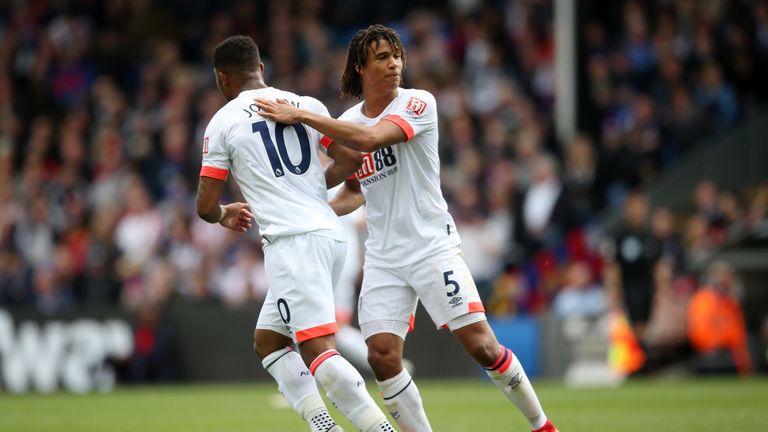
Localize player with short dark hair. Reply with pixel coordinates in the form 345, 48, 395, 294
255, 25, 558, 432
197, 35, 395, 432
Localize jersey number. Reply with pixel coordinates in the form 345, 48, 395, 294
277, 298, 291, 324
252, 121, 311, 177
444, 270, 460, 297
373, 146, 397, 171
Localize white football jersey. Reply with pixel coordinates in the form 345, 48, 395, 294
200, 87, 343, 241
340, 88, 460, 266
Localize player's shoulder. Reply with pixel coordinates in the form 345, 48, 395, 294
399, 87, 436, 103
396, 88, 436, 117
339, 100, 365, 120
206, 103, 233, 132
269, 88, 327, 114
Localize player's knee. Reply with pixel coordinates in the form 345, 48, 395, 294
253, 336, 271, 360
466, 338, 501, 367
367, 345, 400, 376
253, 330, 289, 360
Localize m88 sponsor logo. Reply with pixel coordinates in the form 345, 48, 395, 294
355, 146, 396, 179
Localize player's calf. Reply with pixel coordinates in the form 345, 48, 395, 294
309, 349, 395, 432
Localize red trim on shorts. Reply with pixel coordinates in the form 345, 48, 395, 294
468, 302, 485, 313
320, 135, 333, 149
408, 315, 416, 332
309, 349, 339, 375
382, 114, 415, 141
296, 322, 338, 343
440, 324, 448, 329
199, 165, 229, 180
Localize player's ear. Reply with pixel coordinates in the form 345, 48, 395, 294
259, 62, 265, 74
354, 63, 363, 75
215, 69, 227, 85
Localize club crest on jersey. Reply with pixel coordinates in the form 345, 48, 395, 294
406, 96, 427, 116
202, 137, 209, 155
355, 153, 375, 179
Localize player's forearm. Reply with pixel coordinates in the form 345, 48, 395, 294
325, 161, 357, 189
298, 110, 379, 152
330, 188, 364, 216
197, 202, 225, 224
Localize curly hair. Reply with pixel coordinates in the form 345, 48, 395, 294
213, 35, 261, 72
340, 25, 406, 99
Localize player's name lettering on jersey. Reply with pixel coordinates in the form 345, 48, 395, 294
360, 166, 398, 186
241, 99, 300, 118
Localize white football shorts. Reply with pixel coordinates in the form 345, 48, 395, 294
358, 246, 486, 340
256, 232, 346, 343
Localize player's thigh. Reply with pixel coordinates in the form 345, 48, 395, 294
261, 234, 341, 343
409, 247, 485, 329
358, 265, 417, 340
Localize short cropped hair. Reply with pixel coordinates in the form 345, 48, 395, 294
341, 25, 406, 99
213, 35, 261, 72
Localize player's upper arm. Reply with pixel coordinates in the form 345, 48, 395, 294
197, 117, 230, 221
371, 90, 436, 150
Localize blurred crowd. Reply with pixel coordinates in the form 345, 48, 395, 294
1, 0, 767, 373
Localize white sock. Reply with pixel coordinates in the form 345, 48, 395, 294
262, 347, 339, 432
336, 325, 371, 372
485, 347, 547, 430
377, 368, 432, 432
311, 349, 395, 432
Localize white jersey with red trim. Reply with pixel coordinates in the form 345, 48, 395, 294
200, 87, 343, 241
339, 88, 460, 266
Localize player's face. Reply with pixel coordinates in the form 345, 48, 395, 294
359, 38, 402, 92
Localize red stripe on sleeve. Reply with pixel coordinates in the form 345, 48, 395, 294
320, 135, 333, 149
199, 166, 229, 180
382, 114, 415, 141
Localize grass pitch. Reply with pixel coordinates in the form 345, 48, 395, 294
1, 377, 766, 431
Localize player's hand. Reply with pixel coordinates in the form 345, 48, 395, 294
219, 202, 254, 232
254, 98, 302, 124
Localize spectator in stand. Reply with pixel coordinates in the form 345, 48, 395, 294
683, 214, 715, 268
563, 134, 601, 224
650, 206, 686, 273
688, 261, 751, 375
693, 179, 723, 227
552, 261, 606, 319
514, 153, 572, 256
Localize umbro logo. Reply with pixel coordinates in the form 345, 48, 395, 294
390, 411, 401, 419
508, 372, 521, 388
449, 296, 463, 308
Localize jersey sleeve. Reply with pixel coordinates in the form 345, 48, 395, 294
381, 90, 437, 142
303, 96, 334, 155
199, 116, 230, 181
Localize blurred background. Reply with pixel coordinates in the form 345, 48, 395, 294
1, 0, 767, 393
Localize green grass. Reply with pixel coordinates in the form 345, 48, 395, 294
1, 378, 766, 431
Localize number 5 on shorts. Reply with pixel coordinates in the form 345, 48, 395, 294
443, 270, 460, 297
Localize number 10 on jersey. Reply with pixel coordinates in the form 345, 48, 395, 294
252, 120, 311, 177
